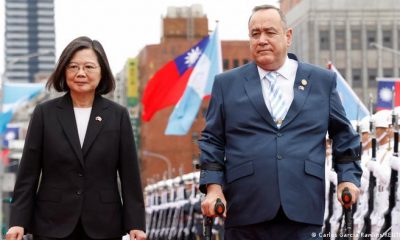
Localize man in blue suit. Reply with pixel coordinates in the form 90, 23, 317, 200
199, 4, 362, 239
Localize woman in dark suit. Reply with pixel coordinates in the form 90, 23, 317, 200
6, 36, 146, 240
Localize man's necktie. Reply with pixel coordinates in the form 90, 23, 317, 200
266, 72, 286, 127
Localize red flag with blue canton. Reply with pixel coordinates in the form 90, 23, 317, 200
376, 78, 400, 110
165, 27, 222, 135
141, 36, 210, 121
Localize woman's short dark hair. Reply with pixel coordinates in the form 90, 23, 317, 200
46, 36, 115, 94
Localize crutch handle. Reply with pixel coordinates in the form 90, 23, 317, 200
214, 198, 225, 216
341, 187, 353, 239
203, 198, 225, 240
342, 187, 352, 208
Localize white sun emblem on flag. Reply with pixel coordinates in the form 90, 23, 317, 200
379, 87, 392, 102
184, 47, 202, 67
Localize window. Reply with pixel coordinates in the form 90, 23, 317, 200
367, 30, 377, 49
223, 59, 229, 70
337, 68, 346, 77
352, 68, 362, 87
319, 30, 330, 50
382, 30, 392, 48
170, 46, 176, 55
351, 29, 361, 50
233, 59, 240, 68
368, 68, 377, 88
383, 68, 393, 78
335, 29, 345, 50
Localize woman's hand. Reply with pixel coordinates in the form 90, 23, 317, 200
129, 229, 146, 240
5, 226, 24, 240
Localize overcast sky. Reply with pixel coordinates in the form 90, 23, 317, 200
0, 0, 279, 75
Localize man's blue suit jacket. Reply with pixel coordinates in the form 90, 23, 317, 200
199, 54, 362, 228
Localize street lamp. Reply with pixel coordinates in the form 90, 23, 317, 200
142, 150, 173, 179
370, 42, 400, 56
370, 42, 400, 78
1, 50, 54, 85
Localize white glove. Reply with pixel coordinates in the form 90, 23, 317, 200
367, 160, 378, 172
390, 156, 400, 170
367, 160, 391, 185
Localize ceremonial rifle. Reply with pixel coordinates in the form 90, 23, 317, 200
323, 181, 336, 236
354, 107, 362, 217
357, 105, 363, 152
360, 96, 377, 240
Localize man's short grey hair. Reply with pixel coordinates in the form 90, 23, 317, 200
248, 4, 287, 29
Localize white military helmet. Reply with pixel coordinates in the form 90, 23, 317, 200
360, 116, 370, 133
395, 106, 400, 114
373, 109, 391, 128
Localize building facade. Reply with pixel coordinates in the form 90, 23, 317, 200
282, 0, 400, 103
137, 5, 250, 184
4, 0, 55, 82
280, 0, 302, 14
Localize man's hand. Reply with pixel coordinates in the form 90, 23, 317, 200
337, 182, 360, 208
5, 226, 24, 240
201, 184, 227, 218
129, 229, 146, 240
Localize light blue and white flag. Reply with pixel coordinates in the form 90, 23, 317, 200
165, 26, 222, 135
329, 63, 369, 121
0, 82, 45, 134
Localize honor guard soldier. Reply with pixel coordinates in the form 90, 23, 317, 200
368, 110, 392, 239
361, 116, 372, 154
389, 107, 400, 236
390, 152, 400, 236
353, 116, 371, 238
378, 105, 400, 238
328, 161, 343, 239
322, 136, 333, 233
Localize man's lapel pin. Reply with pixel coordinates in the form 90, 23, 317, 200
95, 116, 102, 122
298, 79, 308, 91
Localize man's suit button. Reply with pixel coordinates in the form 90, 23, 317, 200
277, 133, 282, 137
78, 173, 83, 177
277, 155, 283, 160
76, 190, 82, 195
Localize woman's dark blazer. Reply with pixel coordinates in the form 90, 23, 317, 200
9, 93, 145, 238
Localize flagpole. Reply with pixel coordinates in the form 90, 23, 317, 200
389, 86, 396, 150
142, 150, 172, 179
